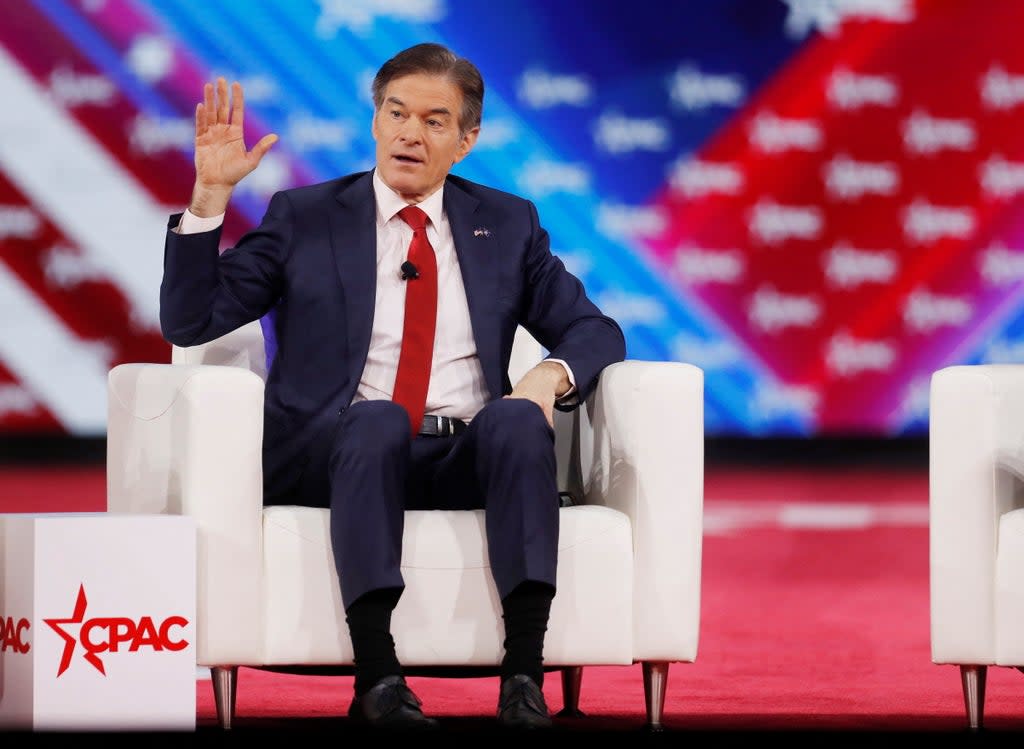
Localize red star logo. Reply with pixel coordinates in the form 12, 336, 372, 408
43, 583, 105, 676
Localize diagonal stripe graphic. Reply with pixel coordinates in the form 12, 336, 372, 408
0, 43, 169, 328
0, 259, 108, 432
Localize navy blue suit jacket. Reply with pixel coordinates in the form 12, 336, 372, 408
160, 171, 625, 493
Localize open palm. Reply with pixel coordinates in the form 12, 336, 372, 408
194, 77, 277, 190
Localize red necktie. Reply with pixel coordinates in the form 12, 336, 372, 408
392, 205, 438, 436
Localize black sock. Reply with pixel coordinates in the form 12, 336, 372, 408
500, 580, 555, 687
345, 587, 403, 696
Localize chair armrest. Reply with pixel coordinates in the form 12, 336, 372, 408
930, 364, 1024, 664
573, 360, 704, 662
107, 362, 265, 664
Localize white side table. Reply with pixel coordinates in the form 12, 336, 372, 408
0, 513, 196, 731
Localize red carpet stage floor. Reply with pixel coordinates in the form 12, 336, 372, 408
3, 461, 1024, 740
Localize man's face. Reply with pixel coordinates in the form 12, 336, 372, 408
372, 73, 478, 203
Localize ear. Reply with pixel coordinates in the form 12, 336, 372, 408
371, 110, 380, 141
452, 126, 480, 165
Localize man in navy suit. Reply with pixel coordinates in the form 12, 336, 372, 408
160, 43, 625, 730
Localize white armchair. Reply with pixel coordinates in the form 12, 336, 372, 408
106, 321, 704, 730
930, 364, 1024, 730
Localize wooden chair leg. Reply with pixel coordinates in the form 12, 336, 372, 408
557, 666, 585, 717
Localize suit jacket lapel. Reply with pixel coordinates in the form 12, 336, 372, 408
444, 180, 502, 401
331, 172, 377, 396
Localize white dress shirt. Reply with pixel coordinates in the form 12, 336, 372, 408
175, 172, 575, 422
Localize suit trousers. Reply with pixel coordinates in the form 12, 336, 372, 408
289, 397, 560, 610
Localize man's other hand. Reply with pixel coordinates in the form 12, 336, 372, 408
505, 361, 570, 428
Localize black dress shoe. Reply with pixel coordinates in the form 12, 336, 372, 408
348, 675, 439, 730
497, 674, 552, 729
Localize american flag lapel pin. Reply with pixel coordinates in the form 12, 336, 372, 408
473, 227, 492, 238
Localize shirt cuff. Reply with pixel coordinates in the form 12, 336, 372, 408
546, 358, 577, 404
175, 208, 225, 235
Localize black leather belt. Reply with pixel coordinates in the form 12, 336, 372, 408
419, 414, 467, 437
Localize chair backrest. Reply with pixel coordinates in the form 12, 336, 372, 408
171, 320, 545, 385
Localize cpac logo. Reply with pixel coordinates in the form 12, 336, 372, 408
750, 382, 820, 422
979, 242, 1024, 286
903, 289, 972, 334
902, 199, 975, 245
747, 285, 822, 333
827, 68, 899, 111
593, 112, 669, 155
1, 616, 31, 653
668, 158, 744, 198
43, 583, 189, 677
748, 111, 822, 154
667, 65, 745, 112
596, 203, 666, 239
748, 200, 823, 245
980, 154, 1024, 200
825, 331, 897, 378
47, 66, 116, 108
670, 333, 742, 370
674, 246, 745, 284
285, 114, 353, 152
981, 64, 1024, 111
823, 243, 898, 289
517, 160, 590, 198
823, 154, 899, 201
313, 0, 444, 37
517, 69, 592, 109
901, 110, 976, 156
129, 114, 193, 156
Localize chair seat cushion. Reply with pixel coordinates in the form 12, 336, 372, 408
258, 504, 634, 666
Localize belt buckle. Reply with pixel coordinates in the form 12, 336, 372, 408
439, 415, 452, 437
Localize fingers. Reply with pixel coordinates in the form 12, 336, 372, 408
203, 82, 215, 129
200, 78, 245, 132
216, 77, 229, 125
199, 77, 230, 128
230, 81, 244, 129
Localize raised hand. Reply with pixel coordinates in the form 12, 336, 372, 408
190, 77, 278, 217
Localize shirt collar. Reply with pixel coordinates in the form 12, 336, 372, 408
373, 169, 444, 229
